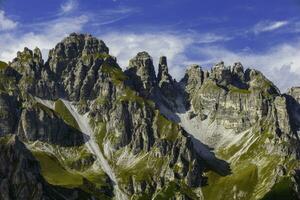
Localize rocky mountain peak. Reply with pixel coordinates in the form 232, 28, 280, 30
15, 47, 34, 63
126, 51, 157, 96
128, 51, 155, 71
181, 64, 204, 94
47, 33, 109, 74
33, 47, 43, 64
1, 33, 300, 199
288, 87, 300, 103
51, 33, 109, 58
10, 47, 44, 78
211, 61, 232, 86
231, 62, 244, 80
232, 62, 244, 73
212, 61, 225, 70
157, 56, 173, 87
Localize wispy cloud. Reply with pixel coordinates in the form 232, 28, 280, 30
60, 0, 78, 14
90, 6, 140, 27
100, 32, 230, 80
101, 32, 192, 71
0, 15, 89, 62
253, 20, 289, 34
192, 41, 300, 91
0, 2, 137, 62
0, 10, 17, 31
100, 30, 300, 91
0, 2, 298, 92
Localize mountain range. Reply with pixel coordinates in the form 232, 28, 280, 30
0, 33, 299, 200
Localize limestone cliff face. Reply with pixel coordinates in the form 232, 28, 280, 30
174, 61, 300, 200
0, 34, 210, 199
0, 93, 19, 136
125, 51, 157, 97
0, 33, 299, 200
181, 62, 282, 133
0, 135, 92, 200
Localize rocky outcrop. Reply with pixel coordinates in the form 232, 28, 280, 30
47, 33, 111, 101
156, 56, 179, 109
7, 33, 117, 102
0, 135, 92, 200
17, 102, 85, 146
181, 65, 204, 88
288, 87, 300, 103
125, 52, 157, 97
157, 56, 173, 87
0, 34, 212, 199
9, 47, 58, 99
0, 33, 299, 199
0, 93, 19, 136
179, 61, 282, 132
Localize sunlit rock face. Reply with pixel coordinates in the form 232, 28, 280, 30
0, 33, 299, 200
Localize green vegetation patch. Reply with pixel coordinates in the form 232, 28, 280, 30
155, 111, 180, 141
54, 99, 80, 130
81, 170, 111, 188
118, 88, 145, 105
101, 64, 127, 85
94, 122, 107, 152
154, 181, 178, 200
32, 148, 112, 199
0, 61, 8, 70
82, 52, 110, 63
261, 177, 298, 200
117, 87, 154, 108
19, 53, 32, 63
0, 134, 13, 145
201, 79, 222, 92
32, 150, 83, 188
117, 152, 165, 185
153, 181, 199, 200
95, 96, 109, 105
202, 164, 258, 200
228, 85, 251, 94
204, 124, 299, 200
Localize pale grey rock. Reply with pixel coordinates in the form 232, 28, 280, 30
125, 51, 157, 97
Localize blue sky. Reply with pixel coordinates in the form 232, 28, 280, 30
0, 0, 300, 91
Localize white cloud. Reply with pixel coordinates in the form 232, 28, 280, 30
100, 33, 191, 79
101, 32, 300, 92
193, 42, 300, 92
0, 3, 298, 93
0, 15, 89, 62
61, 0, 78, 14
101, 33, 190, 66
253, 20, 288, 34
0, 3, 139, 63
0, 10, 17, 31
0, 16, 298, 92
100, 32, 230, 80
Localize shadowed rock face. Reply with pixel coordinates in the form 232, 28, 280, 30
179, 62, 283, 133
0, 93, 19, 136
125, 51, 157, 97
0, 135, 92, 200
0, 33, 299, 199
17, 104, 87, 147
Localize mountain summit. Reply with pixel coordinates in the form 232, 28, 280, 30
0, 33, 299, 200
